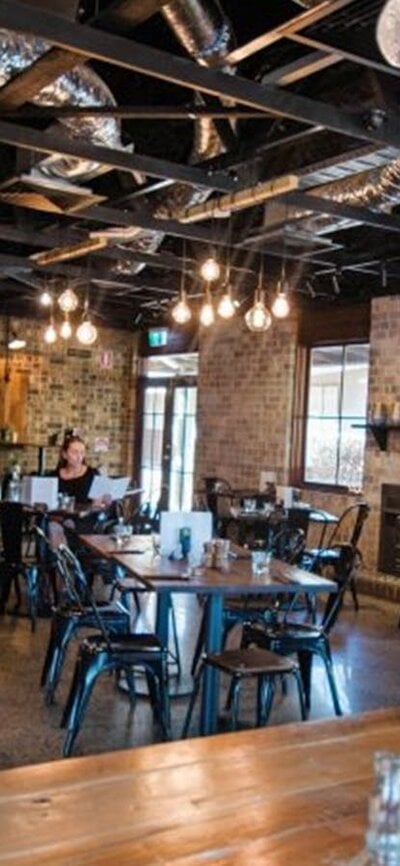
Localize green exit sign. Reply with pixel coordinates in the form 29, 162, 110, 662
148, 328, 168, 348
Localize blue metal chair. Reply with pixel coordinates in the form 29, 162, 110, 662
56, 545, 170, 757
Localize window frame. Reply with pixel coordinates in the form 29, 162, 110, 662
291, 338, 370, 492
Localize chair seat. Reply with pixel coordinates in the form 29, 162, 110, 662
206, 647, 299, 676
82, 632, 163, 654
265, 623, 323, 642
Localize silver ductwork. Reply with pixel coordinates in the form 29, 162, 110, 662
0, 28, 122, 180
96, 0, 235, 268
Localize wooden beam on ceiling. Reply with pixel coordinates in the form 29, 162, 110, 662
0, 48, 84, 110
1, 2, 400, 150
225, 0, 358, 64
0, 119, 235, 192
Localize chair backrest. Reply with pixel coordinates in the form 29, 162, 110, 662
320, 542, 359, 633
269, 526, 306, 565
325, 501, 370, 551
57, 545, 112, 647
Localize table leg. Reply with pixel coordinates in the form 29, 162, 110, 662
199, 593, 223, 736
155, 592, 170, 648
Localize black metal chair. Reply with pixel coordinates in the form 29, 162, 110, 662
190, 525, 307, 678
0, 502, 47, 630
241, 542, 358, 717
182, 646, 306, 737
56, 545, 170, 757
302, 501, 370, 612
38, 527, 131, 704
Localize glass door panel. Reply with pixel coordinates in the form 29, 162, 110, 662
139, 386, 166, 510
169, 386, 197, 511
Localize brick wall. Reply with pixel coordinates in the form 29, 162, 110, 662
362, 296, 400, 568
0, 316, 138, 478
196, 314, 298, 489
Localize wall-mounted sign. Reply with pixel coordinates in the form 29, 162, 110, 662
148, 328, 168, 348
94, 436, 110, 453
99, 350, 114, 370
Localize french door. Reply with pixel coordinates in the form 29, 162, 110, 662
138, 378, 197, 512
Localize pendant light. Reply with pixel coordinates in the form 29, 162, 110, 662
245, 255, 272, 333
39, 288, 53, 307
43, 318, 57, 344
58, 285, 79, 313
171, 241, 191, 324
271, 260, 290, 319
217, 259, 236, 319
76, 301, 98, 345
200, 254, 220, 283
199, 283, 215, 327
60, 314, 73, 340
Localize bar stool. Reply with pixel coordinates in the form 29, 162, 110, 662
182, 647, 306, 737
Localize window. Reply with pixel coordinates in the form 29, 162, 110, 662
304, 343, 369, 487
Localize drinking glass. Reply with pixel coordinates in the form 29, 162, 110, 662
366, 752, 400, 865
251, 550, 271, 576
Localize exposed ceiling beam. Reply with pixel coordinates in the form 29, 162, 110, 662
262, 50, 341, 87
286, 191, 400, 234
289, 31, 400, 79
0, 223, 188, 271
0, 105, 266, 121
0, 119, 235, 192
225, 0, 358, 64
92, 0, 170, 31
1, 2, 399, 150
0, 47, 84, 110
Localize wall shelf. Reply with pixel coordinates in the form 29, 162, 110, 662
0, 442, 46, 474
352, 423, 400, 452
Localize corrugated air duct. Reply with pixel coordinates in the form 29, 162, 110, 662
0, 28, 123, 180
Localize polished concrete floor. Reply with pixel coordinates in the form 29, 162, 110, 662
0, 587, 399, 770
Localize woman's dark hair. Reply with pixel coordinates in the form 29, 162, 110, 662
57, 434, 86, 470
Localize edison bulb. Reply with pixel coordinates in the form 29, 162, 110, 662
217, 291, 236, 319
200, 257, 220, 282
271, 291, 290, 319
171, 295, 191, 324
43, 322, 57, 344
60, 317, 73, 339
40, 290, 52, 307
199, 300, 215, 327
76, 318, 98, 345
58, 287, 79, 313
245, 293, 272, 332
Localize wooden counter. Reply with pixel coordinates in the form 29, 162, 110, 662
1, 707, 399, 865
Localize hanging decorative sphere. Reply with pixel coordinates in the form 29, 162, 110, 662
200, 257, 220, 282
217, 291, 236, 319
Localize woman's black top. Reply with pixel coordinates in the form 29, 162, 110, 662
58, 466, 98, 504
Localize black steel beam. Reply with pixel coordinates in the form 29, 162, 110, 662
1, 1, 400, 149
286, 191, 400, 234
0, 119, 234, 192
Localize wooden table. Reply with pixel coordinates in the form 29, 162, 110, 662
1, 707, 399, 866
80, 535, 337, 736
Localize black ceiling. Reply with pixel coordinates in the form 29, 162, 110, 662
0, 0, 399, 331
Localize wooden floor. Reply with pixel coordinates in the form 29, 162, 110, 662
0, 588, 399, 769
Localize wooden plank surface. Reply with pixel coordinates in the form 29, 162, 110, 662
0, 708, 399, 865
